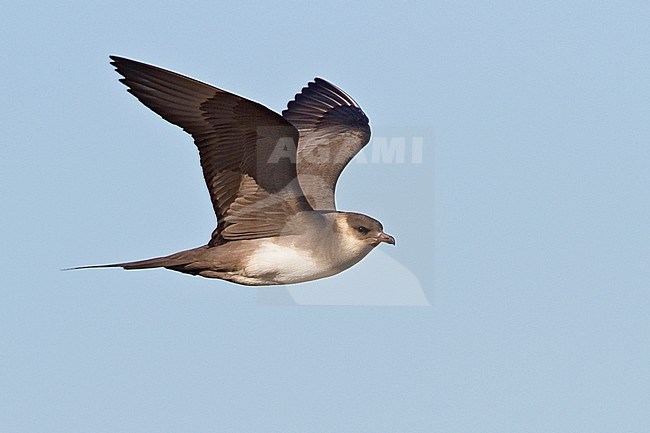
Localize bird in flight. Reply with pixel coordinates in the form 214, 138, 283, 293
74, 56, 394, 286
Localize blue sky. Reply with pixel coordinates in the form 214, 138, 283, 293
2, 1, 649, 432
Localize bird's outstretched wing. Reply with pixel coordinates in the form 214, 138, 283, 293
110, 56, 311, 245
282, 78, 371, 210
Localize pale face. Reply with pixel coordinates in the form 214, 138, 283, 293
341, 212, 395, 249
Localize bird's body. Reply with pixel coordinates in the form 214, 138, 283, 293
73, 57, 394, 286
94, 211, 384, 285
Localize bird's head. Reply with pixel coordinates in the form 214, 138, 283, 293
336, 212, 395, 252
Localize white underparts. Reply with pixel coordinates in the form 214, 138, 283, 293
243, 242, 330, 284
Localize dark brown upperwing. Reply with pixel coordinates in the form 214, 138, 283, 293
110, 56, 311, 245
282, 78, 371, 210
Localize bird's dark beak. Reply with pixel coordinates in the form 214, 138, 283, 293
377, 232, 396, 246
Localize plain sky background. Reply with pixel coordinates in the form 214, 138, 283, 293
2, 1, 649, 431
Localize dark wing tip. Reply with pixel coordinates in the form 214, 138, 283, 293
109, 54, 138, 64
109, 55, 132, 69
109, 56, 143, 82
283, 77, 370, 136
310, 77, 362, 108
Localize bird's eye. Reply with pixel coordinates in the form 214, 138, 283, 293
357, 226, 369, 235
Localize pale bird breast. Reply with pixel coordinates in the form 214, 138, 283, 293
244, 242, 327, 283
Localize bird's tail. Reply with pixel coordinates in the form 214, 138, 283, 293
64, 246, 208, 272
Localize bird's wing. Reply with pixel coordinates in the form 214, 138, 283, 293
282, 78, 371, 210
110, 56, 311, 245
